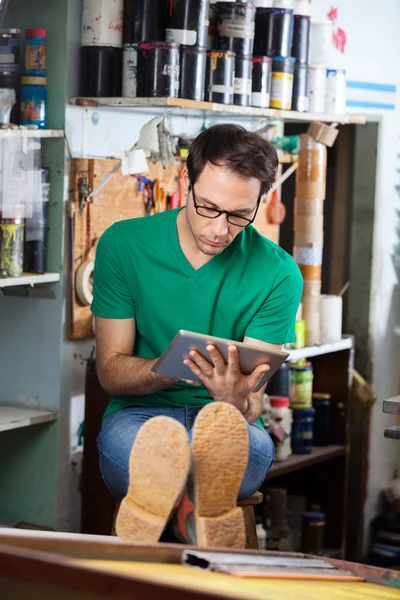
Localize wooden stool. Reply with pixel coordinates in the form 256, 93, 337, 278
112, 491, 263, 549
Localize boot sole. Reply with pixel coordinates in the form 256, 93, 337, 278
116, 416, 190, 544
192, 402, 249, 548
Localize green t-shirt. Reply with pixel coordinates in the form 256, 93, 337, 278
91, 208, 303, 420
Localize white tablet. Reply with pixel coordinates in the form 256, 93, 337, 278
152, 330, 289, 393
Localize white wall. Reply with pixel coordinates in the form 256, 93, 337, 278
311, 0, 400, 550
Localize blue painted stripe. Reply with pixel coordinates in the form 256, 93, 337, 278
346, 81, 396, 93
346, 100, 395, 110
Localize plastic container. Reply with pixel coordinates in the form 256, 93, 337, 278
270, 56, 295, 109
24, 28, 46, 76
20, 76, 47, 128
0, 217, 24, 277
291, 408, 314, 453
320, 294, 342, 344
270, 396, 292, 461
312, 393, 332, 445
302, 510, 326, 554
290, 363, 313, 406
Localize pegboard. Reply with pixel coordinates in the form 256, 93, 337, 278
67, 159, 278, 340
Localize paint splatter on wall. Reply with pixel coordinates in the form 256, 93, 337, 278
327, 6, 347, 54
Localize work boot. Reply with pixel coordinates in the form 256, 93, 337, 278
173, 402, 249, 548
116, 416, 190, 543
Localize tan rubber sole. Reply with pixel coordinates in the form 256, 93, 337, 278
192, 402, 249, 548
116, 416, 190, 543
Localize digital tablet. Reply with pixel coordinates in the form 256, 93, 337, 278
152, 330, 289, 393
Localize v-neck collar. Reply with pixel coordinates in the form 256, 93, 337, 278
169, 208, 239, 279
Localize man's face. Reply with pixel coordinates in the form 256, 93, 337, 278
185, 162, 261, 256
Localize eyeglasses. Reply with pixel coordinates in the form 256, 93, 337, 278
190, 183, 261, 228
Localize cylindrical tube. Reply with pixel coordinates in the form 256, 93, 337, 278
325, 69, 346, 115
267, 8, 293, 58
296, 134, 327, 199
80, 46, 122, 97
1, 217, 24, 277
291, 14, 310, 62
205, 50, 234, 104
137, 42, 180, 97
180, 46, 207, 101
320, 294, 342, 344
20, 76, 47, 128
294, 230, 323, 248
292, 408, 315, 454
292, 60, 308, 111
253, 7, 273, 57
24, 28, 46, 76
216, 2, 256, 57
123, 0, 168, 44
81, 0, 124, 47
122, 43, 137, 97
251, 56, 272, 108
270, 56, 294, 109
302, 294, 321, 345
234, 55, 252, 106
303, 279, 322, 296
307, 65, 327, 113
166, 0, 209, 48
294, 197, 324, 216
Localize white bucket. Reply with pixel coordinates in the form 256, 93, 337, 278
81, 0, 123, 48
310, 21, 333, 66
325, 69, 346, 115
122, 44, 138, 97
320, 295, 342, 344
307, 65, 327, 113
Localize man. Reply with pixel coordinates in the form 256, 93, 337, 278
92, 124, 303, 547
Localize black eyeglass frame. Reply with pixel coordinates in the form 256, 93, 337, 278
189, 182, 263, 228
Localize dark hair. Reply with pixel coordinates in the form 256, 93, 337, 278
187, 124, 278, 194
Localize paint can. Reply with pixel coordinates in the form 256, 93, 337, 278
0, 65, 20, 123
251, 56, 271, 108
166, 0, 209, 48
291, 59, 308, 111
216, 2, 256, 57
123, 0, 167, 44
312, 393, 332, 446
267, 8, 293, 58
180, 46, 206, 101
0, 216, 24, 277
234, 55, 252, 106
293, 0, 311, 16
307, 65, 327, 113
0, 29, 20, 66
137, 42, 180, 98
270, 56, 294, 109
320, 294, 342, 344
253, 7, 273, 57
80, 46, 122, 97
290, 363, 313, 406
309, 21, 332, 66
325, 69, 346, 115
268, 362, 290, 396
291, 14, 310, 63
81, 0, 124, 48
122, 43, 137, 97
253, 0, 273, 6
20, 76, 47, 128
273, 0, 293, 8
205, 50, 234, 104
291, 408, 314, 453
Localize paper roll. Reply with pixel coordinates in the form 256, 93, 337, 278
294, 197, 324, 216
294, 214, 324, 233
296, 181, 326, 200
303, 279, 322, 296
294, 231, 324, 248
298, 264, 322, 280
302, 295, 321, 345
320, 294, 342, 344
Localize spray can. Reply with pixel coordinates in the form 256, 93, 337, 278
166, 0, 209, 48
205, 50, 234, 104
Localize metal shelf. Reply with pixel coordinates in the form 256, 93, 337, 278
0, 129, 64, 138
0, 405, 58, 433
286, 337, 353, 363
0, 273, 60, 288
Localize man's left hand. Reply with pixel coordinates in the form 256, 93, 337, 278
183, 345, 269, 414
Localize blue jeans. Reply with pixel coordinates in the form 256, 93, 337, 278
97, 406, 275, 501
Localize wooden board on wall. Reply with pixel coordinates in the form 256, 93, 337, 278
67, 159, 278, 340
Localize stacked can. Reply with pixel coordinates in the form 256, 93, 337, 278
291, 0, 310, 112
307, 21, 332, 113
214, 2, 256, 106
293, 134, 327, 346
80, 0, 123, 97
20, 28, 48, 128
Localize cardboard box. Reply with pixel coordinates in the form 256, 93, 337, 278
307, 121, 339, 147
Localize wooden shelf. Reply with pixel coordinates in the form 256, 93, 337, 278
70, 97, 366, 125
0, 406, 58, 433
0, 129, 63, 138
0, 273, 60, 288
286, 337, 353, 362
266, 445, 347, 479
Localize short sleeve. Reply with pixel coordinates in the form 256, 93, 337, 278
91, 225, 136, 319
245, 256, 303, 345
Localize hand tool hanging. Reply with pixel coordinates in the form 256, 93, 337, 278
76, 160, 97, 307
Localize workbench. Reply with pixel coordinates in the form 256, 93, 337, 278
0, 529, 399, 600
